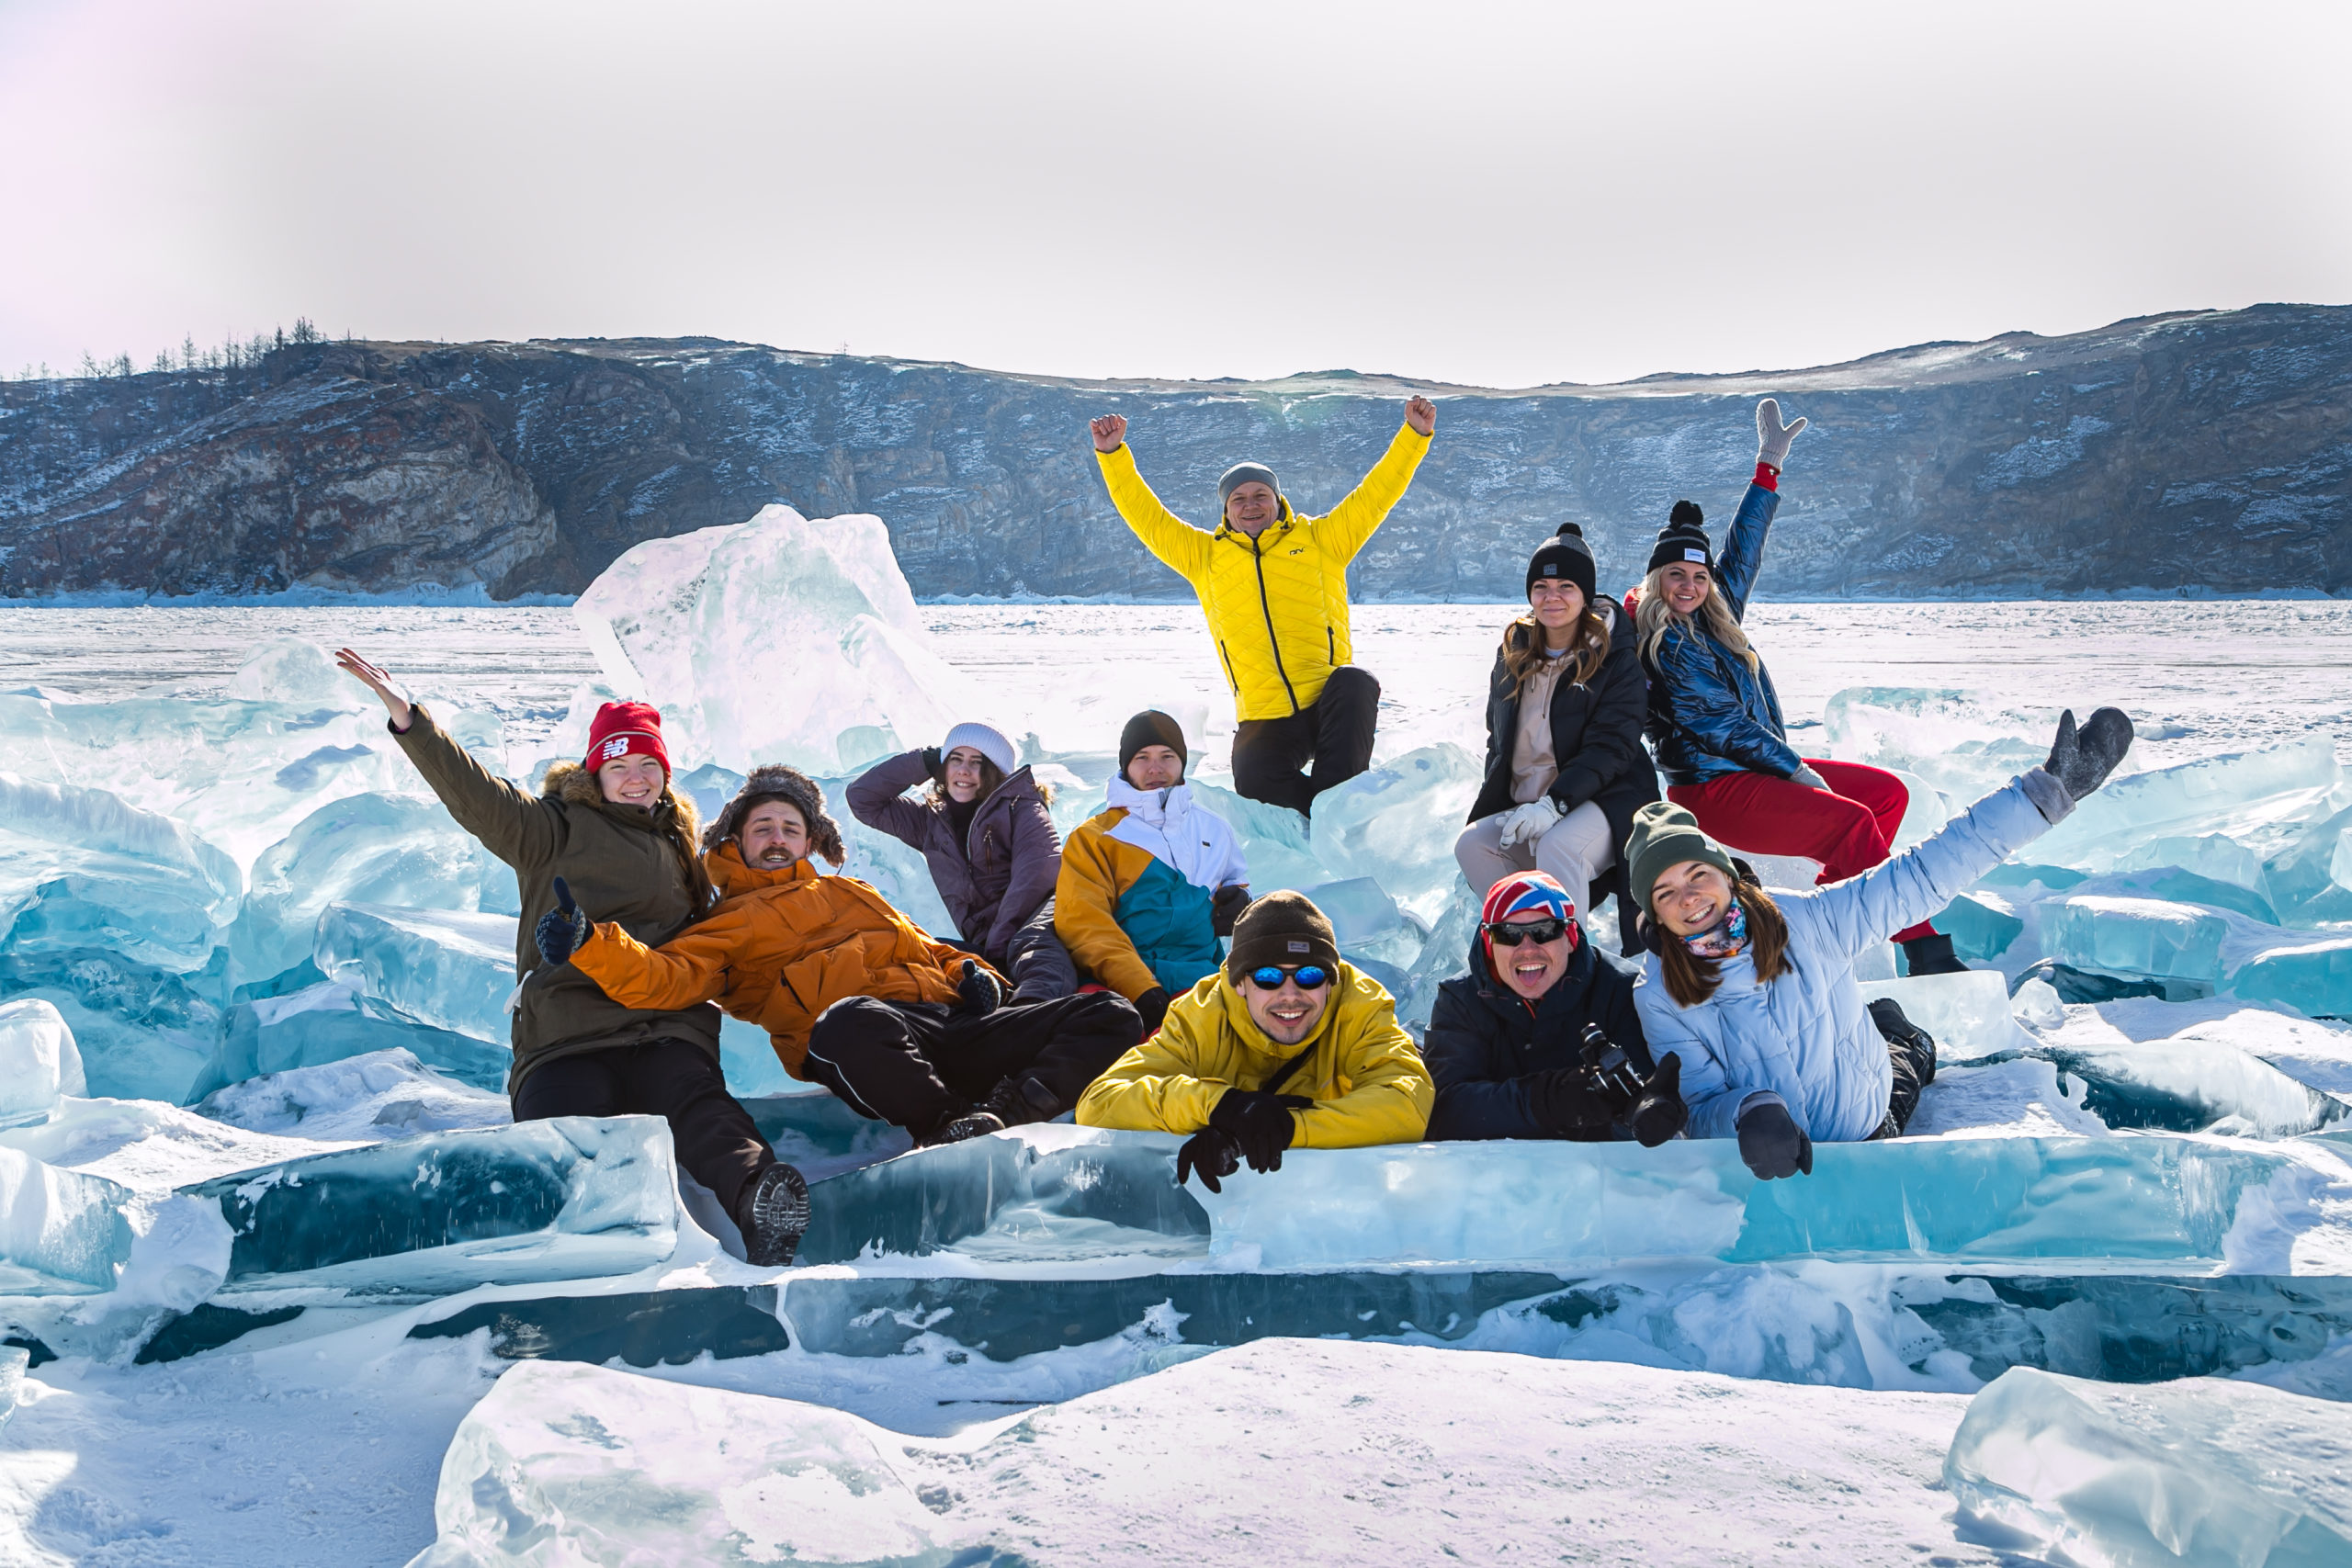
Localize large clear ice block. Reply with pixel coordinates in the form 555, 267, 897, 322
0, 1145, 134, 1295
0, 998, 85, 1129
184, 1115, 675, 1295
313, 901, 518, 1043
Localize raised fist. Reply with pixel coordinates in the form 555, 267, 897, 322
1090, 414, 1127, 454
1405, 396, 1436, 437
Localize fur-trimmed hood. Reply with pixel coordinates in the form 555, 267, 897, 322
704, 764, 846, 866
542, 760, 704, 842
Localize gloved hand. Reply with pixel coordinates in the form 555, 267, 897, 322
1756, 397, 1807, 471
535, 876, 591, 966
921, 746, 944, 782
1175, 1127, 1242, 1192
1134, 987, 1170, 1036
1211, 885, 1252, 938
956, 959, 1001, 1016
1627, 1054, 1688, 1148
1495, 796, 1564, 850
1736, 1100, 1814, 1179
1208, 1088, 1314, 1174
2044, 707, 2133, 801
1525, 1066, 1632, 1137
1788, 763, 1830, 792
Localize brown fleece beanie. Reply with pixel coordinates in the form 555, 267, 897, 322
1225, 890, 1340, 978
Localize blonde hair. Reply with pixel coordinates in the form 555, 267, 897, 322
1636, 567, 1759, 673
1500, 604, 1609, 693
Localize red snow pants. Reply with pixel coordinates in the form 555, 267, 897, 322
1666, 759, 1937, 943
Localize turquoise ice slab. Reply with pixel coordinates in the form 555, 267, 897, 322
0, 1146, 135, 1295
806, 1128, 2299, 1273
182, 1114, 677, 1296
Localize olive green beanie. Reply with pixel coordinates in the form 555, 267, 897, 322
1623, 800, 1740, 918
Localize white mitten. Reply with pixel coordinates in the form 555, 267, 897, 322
1497, 796, 1564, 850
1756, 398, 1807, 471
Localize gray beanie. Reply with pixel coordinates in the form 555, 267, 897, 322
1218, 462, 1281, 509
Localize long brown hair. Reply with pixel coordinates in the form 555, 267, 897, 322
1656, 879, 1791, 1008
1501, 603, 1610, 693
1635, 566, 1759, 674
926, 756, 1056, 808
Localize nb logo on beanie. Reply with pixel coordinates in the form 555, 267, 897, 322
599, 738, 631, 761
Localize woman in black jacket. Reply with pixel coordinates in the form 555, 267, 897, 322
1453, 523, 1658, 950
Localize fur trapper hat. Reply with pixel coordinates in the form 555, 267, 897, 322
704, 764, 846, 866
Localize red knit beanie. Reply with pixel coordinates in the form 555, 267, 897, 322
583, 701, 671, 776
1479, 871, 1579, 981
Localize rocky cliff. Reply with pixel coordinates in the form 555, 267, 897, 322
3, 304, 2347, 601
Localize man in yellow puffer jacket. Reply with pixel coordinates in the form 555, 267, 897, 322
1089, 396, 1438, 816
1078, 891, 1432, 1190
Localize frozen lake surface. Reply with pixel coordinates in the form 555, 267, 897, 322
5, 599, 2349, 769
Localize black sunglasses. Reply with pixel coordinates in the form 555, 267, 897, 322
1246, 964, 1331, 991
1485, 917, 1570, 946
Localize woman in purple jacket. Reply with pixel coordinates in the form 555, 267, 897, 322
848, 722, 1077, 1000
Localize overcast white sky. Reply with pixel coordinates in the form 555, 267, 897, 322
4, 0, 2347, 389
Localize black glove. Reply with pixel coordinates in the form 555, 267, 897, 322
1211, 885, 1252, 938
1175, 1127, 1242, 1193
956, 959, 1001, 1016
1208, 1088, 1314, 1174
1736, 1100, 1814, 1179
2044, 707, 2133, 801
534, 876, 590, 965
1524, 1067, 1631, 1138
922, 746, 944, 782
1134, 986, 1170, 1036
1627, 1054, 1688, 1148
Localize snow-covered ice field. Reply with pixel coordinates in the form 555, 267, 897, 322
4, 536, 2352, 1566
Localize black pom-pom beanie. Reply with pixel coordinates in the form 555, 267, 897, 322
1645, 501, 1714, 577
1525, 522, 1598, 601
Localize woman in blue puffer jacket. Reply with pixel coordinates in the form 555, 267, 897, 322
1635, 399, 1964, 979
1624, 708, 2132, 1179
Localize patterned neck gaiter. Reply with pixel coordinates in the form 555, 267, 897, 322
1683, 900, 1748, 961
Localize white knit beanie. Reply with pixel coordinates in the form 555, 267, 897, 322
941, 721, 1017, 776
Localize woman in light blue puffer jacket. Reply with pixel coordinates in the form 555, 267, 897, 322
1625, 709, 2133, 1180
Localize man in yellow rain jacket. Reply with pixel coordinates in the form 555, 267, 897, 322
1088, 396, 1438, 817
1078, 890, 1432, 1190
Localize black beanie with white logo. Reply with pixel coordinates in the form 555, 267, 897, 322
1525, 522, 1598, 601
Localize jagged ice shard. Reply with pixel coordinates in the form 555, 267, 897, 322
183, 1115, 675, 1296
0, 1145, 135, 1295
0, 999, 85, 1129
313, 901, 519, 1044
572, 504, 989, 775
1945, 1367, 2352, 1566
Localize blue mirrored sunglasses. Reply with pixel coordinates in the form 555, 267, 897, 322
1246, 964, 1330, 991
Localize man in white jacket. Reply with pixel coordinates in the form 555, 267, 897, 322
1055, 711, 1250, 1035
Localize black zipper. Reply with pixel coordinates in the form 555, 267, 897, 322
1217, 639, 1240, 694
1327, 625, 1336, 664
1249, 530, 1301, 715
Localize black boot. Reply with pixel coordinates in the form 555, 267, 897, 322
734, 1162, 809, 1269
980, 1073, 1064, 1128
931, 1109, 1006, 1144
1900, 931, 1968, 976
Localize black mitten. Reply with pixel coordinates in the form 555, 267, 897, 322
1736, 1100, 1814, 1179
922, 746, 944, 782
1211, 885, 1252, 938
1134, 986, 1170, 1035
535, 876, 591, 965
1524, 1067, 1629, 1138
956, 959, 1001, 1016
1208, 1089, 1315, 1173
1628, 1054, 1688, 1148
1175, 1127, 1242, 1192
2043, 707, 2133, 801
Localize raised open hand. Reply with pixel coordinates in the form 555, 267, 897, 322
1756, 398, 1806, 471
334, 647, 413, 731
1405, 396, 1436, 437
1090, 414, 1127, 454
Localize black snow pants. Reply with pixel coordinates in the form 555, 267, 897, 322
1229, 665, 1381, 817
799, 991, 1140, 1143
968, 897, 1079, 1003
1867, 999, 1939, 1140
512, 1037, 776, 1214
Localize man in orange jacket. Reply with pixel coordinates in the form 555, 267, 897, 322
543, 766, 1141, 1145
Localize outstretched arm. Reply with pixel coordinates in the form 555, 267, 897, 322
1317, 397, 1437, 560
340, 649, 558, 870
1714, 400, 1804, 617
1091, 414, 1214, 581
1076, 1001, 1229, 1133
568, 908, 746, 1012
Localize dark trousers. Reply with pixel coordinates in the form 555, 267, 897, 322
998, 897, 1078, 1001
1870, 1005, 1939, 1140
1230, 665, 1381, 817
513, 1039, 775, 1214
800, 991, 1139, 1141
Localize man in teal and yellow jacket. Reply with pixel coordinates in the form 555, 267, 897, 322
1087, 396, 1437, 816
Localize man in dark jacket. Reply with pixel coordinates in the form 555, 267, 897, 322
1423, 872, 1685, 1145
